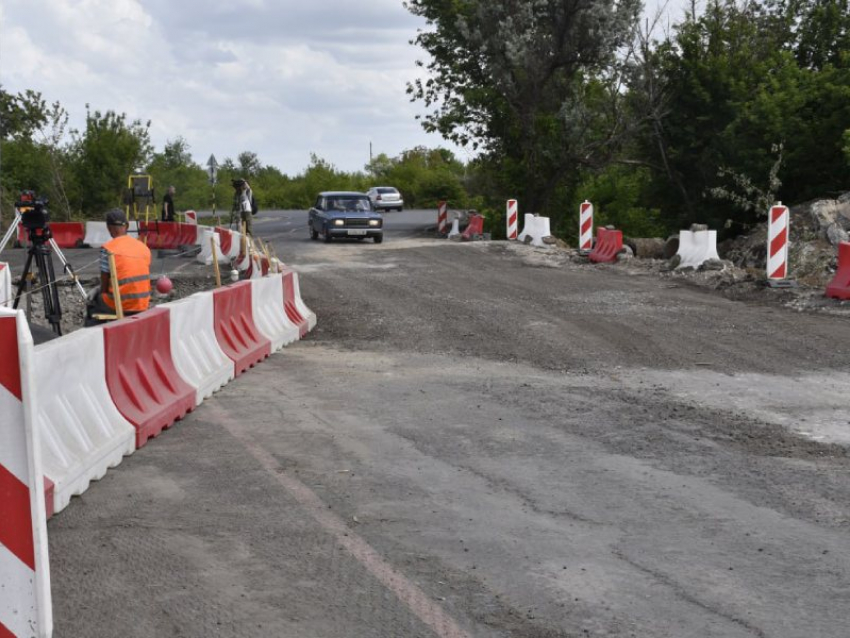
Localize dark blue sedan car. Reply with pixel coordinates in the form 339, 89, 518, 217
308, 191, 384, 243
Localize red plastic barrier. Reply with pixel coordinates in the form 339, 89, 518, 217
50, 222, 85, 248
281, 269, 308, 337
461, 214, 485, 241
15, 222, 84, 248
588, 228, 623, 263
177, 223, 198, 246
213, 281, 271, 375
826, 241, 850, 300
215, 227, 233, 255
104, 308, 195, 448
138, 221, 182, 249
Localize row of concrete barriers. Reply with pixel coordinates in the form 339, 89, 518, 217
0, 268, 316, 638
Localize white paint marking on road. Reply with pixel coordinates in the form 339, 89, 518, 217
207, 403, 473, 638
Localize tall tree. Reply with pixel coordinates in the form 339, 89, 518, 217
407, 0, 641, 213
69, 106, 152, 215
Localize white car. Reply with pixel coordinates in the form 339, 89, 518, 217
366, 186, 404, 212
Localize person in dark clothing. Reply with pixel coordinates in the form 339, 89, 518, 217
162, 185, 176, 221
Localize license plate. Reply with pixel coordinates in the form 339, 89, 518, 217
347, 229, 367, 236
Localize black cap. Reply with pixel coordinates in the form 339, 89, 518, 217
106, 208, 127, 226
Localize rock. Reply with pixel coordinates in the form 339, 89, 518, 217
700, 258, 726, 271
616, 245, 634, 262
827, 223, 850, 246
689, 223, 709, 232
810, 199, 850, 234
541, 235, 558, 245
627, 237, 666, 259
663, 235, 680, 260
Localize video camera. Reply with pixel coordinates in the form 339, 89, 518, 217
16, 190, 51, 233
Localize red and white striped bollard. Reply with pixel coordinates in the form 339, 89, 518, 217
506, 199, 518, 240
580, 201, 594, 252
437, 201, 448, 235
767, 202, 791, 285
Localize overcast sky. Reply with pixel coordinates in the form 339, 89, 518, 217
0, 0, 691, 176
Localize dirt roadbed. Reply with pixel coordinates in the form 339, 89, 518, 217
49, 238, 850, 637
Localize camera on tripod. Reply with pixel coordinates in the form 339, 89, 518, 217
16, 190, 51, 233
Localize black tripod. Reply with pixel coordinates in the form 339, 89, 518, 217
13, 226, 63, 336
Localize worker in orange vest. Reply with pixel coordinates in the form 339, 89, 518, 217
85, 208, 152, 325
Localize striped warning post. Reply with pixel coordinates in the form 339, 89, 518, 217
0, 308, 52, 638
767, 203, 790, 281
580, 201, 594, 252
506, 200, 518, 240
437, 201, 448, 235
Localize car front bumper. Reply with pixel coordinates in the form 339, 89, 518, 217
328, 227, 383, 238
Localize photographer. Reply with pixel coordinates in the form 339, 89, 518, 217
232, 178, 256, 235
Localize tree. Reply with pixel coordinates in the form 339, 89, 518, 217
407, 0, 641, 214
69, 106, 152, 216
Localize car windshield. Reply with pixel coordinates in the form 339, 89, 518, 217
327, 197, 372, 212
377, 187, 398, 194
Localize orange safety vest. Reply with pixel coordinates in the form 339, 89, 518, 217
102, 235, 152, 312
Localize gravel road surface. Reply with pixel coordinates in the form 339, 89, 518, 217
45, 210, 850, 637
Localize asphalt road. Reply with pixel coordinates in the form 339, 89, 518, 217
43, 209, 850, 637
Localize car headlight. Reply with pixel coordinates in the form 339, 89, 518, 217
368, 219, 381, 227
333, 219, 345, 226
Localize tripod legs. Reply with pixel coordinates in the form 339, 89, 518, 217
13, 243, 63, 336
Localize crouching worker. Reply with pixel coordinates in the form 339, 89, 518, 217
85, 208, 152, 326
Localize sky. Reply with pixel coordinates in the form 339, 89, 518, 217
0, 0, 691, 176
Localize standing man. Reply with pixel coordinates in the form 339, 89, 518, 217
162, 185, 176, 221
85, 208, 152, 325
232, 178, 255, 235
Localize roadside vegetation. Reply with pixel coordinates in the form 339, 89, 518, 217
1, 0, 848, 243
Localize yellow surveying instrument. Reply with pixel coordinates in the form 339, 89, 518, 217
122, 174, 155, 244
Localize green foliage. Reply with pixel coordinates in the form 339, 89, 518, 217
69, 106, 152, 216
575, 166, 666, 239
407, 0, 641, 217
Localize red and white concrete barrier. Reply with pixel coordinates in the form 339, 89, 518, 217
506, 200, 518, 240
0, 308, 52, 638
33, 328, 136, 515
437, 201, 448, 235
580, 201, 594, 252
767, 203, 790, 282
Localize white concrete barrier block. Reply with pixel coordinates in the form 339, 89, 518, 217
252, 275, 300, 351
517, 214, 535, 242
33, 327, 136, 516
0, 262, 12, 308
676, 229, 720, 269
164, 291, 235, 405
292, 271, 317, 332
197, 228, 227, 266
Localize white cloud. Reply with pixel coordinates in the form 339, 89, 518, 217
0, 0, 453, 174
